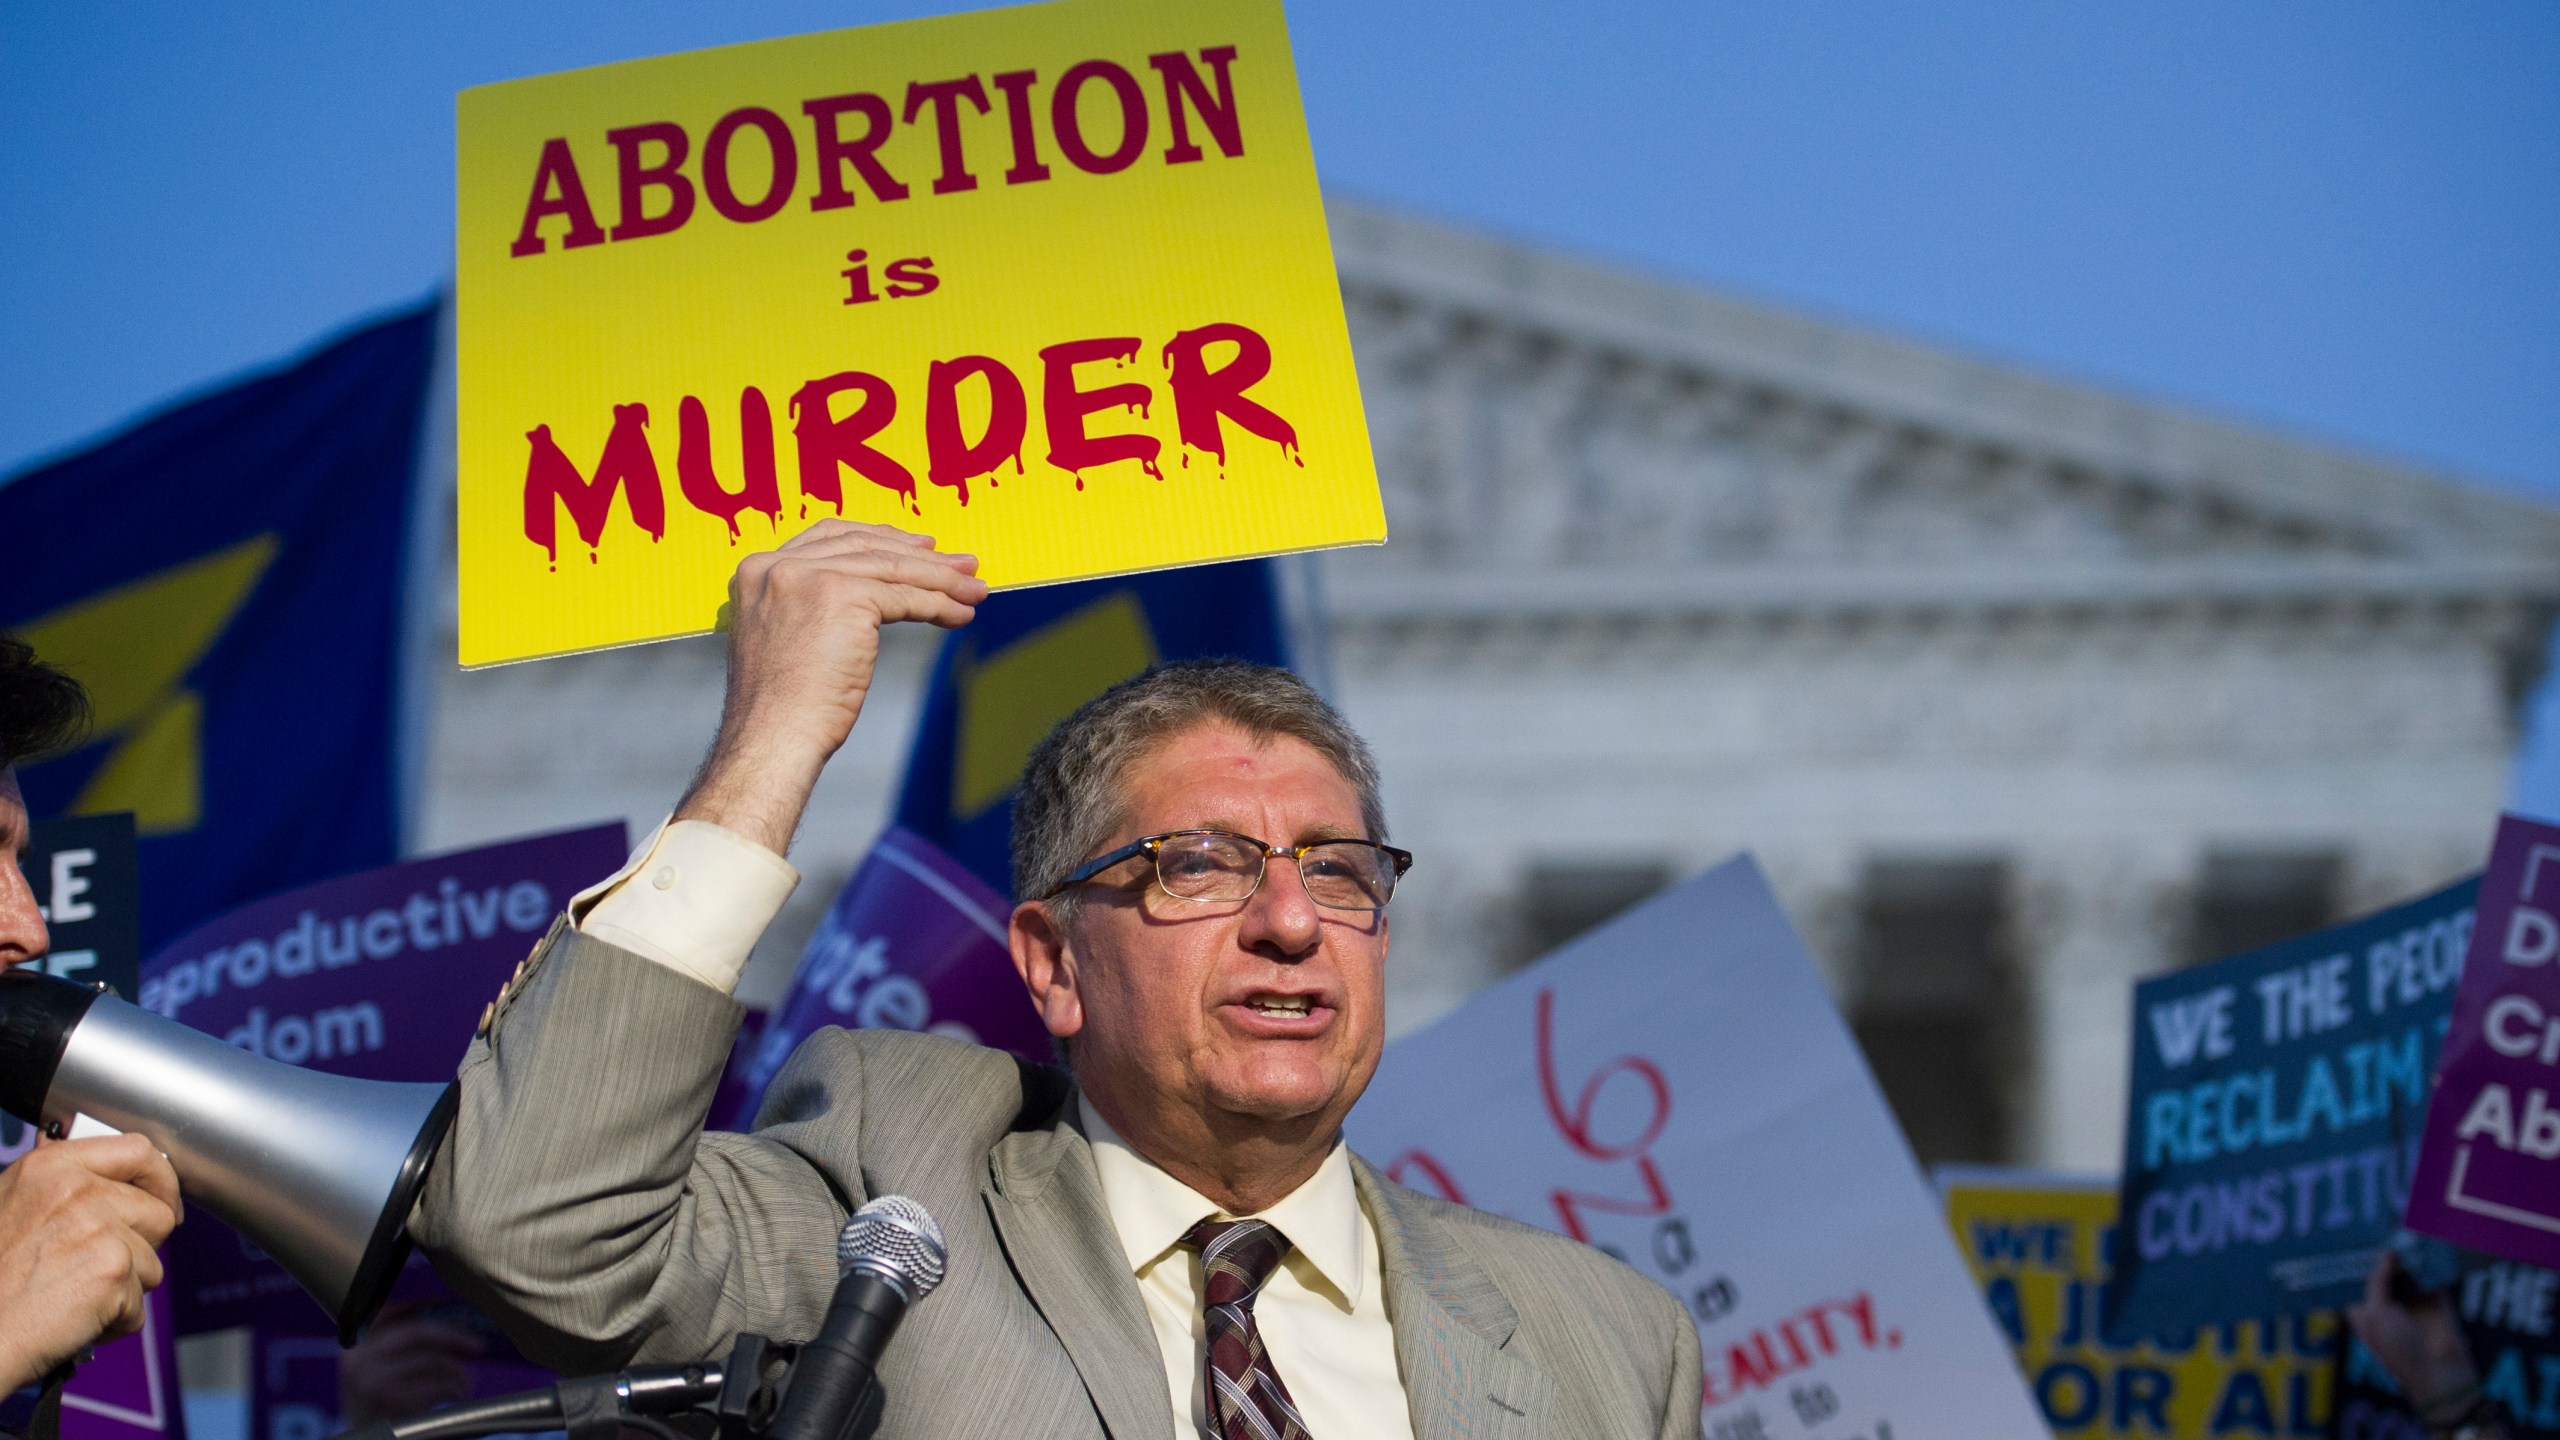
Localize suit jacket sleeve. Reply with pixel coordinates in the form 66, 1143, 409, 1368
1658, 1285, 1706, 1440
412, 920, 853, 1374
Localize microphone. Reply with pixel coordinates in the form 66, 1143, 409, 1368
765, 1196, 947, 1440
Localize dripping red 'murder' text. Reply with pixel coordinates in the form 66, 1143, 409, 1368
522, 323, 1302, 565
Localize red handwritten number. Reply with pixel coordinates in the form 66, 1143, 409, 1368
1534, 987, 1674, 1241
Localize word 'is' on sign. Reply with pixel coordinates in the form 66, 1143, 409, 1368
456, 0, 1385, 667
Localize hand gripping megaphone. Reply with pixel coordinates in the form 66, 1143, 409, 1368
0, 965, 458, 1344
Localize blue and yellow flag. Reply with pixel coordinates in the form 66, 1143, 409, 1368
0, 303, 438, 949
893, 560, 1292, 897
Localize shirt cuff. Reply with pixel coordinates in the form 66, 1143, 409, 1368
575, 816, 799, 995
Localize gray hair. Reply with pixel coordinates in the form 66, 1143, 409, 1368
1012, 659, 1386, 912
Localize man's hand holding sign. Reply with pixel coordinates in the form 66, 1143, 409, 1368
679, 522, 985, 856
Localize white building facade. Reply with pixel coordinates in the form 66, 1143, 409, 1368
419, 200, 2560, 1175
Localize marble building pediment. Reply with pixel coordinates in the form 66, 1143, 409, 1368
1322, 199, 2560, 626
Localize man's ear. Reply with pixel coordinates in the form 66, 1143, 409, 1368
1007, 900, 1085, 1041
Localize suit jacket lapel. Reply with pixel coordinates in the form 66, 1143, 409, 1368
984, 1121, 1172, 1440
1355, 1159, 1562, 1440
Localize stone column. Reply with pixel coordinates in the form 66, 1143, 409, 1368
2011, 842, 2191, 1173
1381, 853, 1515, 1039
1754, 845, 1864, 1006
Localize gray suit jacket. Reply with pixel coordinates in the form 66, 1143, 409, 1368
415, 922, 1704, 1439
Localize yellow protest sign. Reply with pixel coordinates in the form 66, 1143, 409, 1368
455, 0, 1381, 666
1939, 1168, 2340, 1438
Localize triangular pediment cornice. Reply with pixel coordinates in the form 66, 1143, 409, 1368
1326, 198, 2560, 565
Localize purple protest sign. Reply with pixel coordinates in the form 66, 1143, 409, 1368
139, 822, 629, 1333
56, 1288, 186, 1440
726, 827, 1047, 1128
2407, 813, 2560, 1267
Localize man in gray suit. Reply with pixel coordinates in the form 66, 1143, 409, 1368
416, 522, 1703, 1439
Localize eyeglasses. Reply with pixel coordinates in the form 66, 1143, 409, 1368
1046, 829, 1414, 913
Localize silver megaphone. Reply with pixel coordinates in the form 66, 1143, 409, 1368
0, 965, 457, 1344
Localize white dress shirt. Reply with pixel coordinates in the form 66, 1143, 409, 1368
573, 817, 799, 993
575, 818, 1420, 1438
1081, 1099, 1415, 1440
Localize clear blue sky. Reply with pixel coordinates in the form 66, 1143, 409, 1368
5, 2, 2554, 490
6, 1, 2560, 797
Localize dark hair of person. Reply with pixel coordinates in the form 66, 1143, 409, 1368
0, 636, 91, 769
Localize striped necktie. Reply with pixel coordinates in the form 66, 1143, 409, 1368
1183, 1217, 1313, 1440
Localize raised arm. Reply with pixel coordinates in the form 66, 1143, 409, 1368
677, 522, 984, 855
412, 523, 983, 1372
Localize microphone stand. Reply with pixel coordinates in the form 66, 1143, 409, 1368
332, 1333, 864, 1440
338, 1194, 941, 1440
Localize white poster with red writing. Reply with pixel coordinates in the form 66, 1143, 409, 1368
1347, 855, 2043, 1439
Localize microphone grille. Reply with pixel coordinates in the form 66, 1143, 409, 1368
837, 1194, 947, 1300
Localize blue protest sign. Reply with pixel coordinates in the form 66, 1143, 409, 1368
2105, 876, 2479, 1341
0, 303, 438, 951
18, 812, 140, 994
0, 814, 141, 1156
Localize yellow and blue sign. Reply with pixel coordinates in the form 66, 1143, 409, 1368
455, 0, 1384, 665
1942, 1169, 2339, 1438
0, 305, 438, 948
